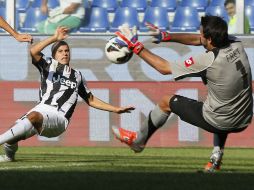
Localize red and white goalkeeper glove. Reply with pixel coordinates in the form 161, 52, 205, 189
115, 24, 144, 55
145, 22, 171, 44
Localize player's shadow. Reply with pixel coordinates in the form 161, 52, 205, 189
1, 170, 254, 190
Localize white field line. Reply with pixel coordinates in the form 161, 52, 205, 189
0, 163, 93, 170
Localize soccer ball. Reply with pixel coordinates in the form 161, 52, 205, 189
105, 37, 133, 64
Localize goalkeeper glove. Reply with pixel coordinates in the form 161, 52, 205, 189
145, 22, 171, 44
115, 24, 144, 55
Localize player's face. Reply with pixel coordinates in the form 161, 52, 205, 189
200, 26, 213, 51
225, 3, 236, 17
54, 45, 70, 65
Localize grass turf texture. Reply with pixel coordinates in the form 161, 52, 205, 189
1, 147, 254, 190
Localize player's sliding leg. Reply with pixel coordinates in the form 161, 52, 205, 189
0, 127, 37, 162
0, 117, 34, 145
0, 117, 38, 162
112, 98, 171, 153
204, 133, 227, 172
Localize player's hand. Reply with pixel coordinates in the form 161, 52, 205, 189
145, 22, 171, 44
54, 26, 69, 41
115, 24, 144, 54
15, 33, 33, 43
41, 4, 49, 15
115, 106, 135, 114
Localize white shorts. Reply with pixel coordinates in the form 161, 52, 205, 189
26, 104, 69, 138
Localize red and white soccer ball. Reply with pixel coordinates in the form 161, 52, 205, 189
105, 37, 133, 64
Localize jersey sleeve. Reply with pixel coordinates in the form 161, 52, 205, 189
78, 72, 92, 101
32, 53, 50, 73
171, 51, 215, 80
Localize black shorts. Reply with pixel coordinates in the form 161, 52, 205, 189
169, 95, 246, 134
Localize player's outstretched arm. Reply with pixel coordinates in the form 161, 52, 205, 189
146, 22, 201, 46
30, 26, 69, 62
0, 16, 32, 43
115, 24, 172, 75
87, 94, 135, 114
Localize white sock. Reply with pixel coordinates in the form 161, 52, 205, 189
212, 146, 221, 154
4, 143, 18, 159
0, 118, 33, 145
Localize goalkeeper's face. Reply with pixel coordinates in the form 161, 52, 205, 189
54, 45, 70, 65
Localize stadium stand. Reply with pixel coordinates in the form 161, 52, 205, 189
171, 6, 200, 32
209, 0, 225, 7
0, 7, 6, 32
121, 0, 147, 12
150, 0, 177, 12
245, 5, 254, 32
16, 0, 30, 11
180, 0, 209, 12
91, 0, 118, 12
139, 7, 169, 32
110, 7, 139, 32
79, 7, 109, 32
31, 0, 59, 9
19, 7, 47, 33
205, 5, 229, 22
84, 0, 90, 8
11, 0, 253, 33
245, 0, 254, 7
0, 0, 5, 7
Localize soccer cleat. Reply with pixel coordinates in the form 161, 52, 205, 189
204, 150, 223, 172
0, 155, 14, 162
112, 126, 144, 153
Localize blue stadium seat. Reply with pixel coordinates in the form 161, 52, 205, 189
84, 0, 90, 8
0, 7, 6, 32
19, 7, 47, 32
245, 0, 254, 7
180, 0, 209, 12
121, 0, 147, 12
139, 7, 169, 32
245, 6, 254, 31
79, 7, 109, 32
16, 0, 30, 11
110, 7, 139, 32
31, 0, 59, 9
209, 0, 225, 7
150, 0, 177, 12
91, 0, 118, 12
171, 6, 200, 32
0, 0, 5, 7
205, 6, 229, 22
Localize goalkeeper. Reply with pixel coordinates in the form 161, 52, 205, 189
112, 15, 253, 172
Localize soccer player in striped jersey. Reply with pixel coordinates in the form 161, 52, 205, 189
0, 16, 32, 43
112, 16, 253, 172
0, 26, 134, 162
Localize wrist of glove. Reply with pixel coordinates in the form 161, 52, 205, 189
115, 28, 144, 55
160, 31, 171, 42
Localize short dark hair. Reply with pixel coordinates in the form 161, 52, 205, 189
224, 0, 235, 7
201, 16, 229, 48
51, 40, 69, 58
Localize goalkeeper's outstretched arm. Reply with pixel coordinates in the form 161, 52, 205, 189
169, 33, 202, 46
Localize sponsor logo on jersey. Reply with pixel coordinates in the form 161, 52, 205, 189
184, 57, 195, 67
52, 74, 77, 89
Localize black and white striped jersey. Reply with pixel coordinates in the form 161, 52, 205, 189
32, 54, 91, 120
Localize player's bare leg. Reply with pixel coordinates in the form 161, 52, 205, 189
112, 95, 172, 152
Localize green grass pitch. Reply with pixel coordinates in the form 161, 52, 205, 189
1, 147, 254, 190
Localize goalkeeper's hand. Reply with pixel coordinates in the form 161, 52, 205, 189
145, 22, 171, 44
115, 24, 144, 55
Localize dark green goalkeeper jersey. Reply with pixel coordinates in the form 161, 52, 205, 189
171, 38, 253, 130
